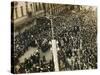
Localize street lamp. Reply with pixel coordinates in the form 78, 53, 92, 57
49, 5, 59, 71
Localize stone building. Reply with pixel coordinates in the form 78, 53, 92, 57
11, 1, 81, 31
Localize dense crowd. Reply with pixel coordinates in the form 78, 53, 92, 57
15, 51, 54, 73
56, 8, 97, 70
14, 17, 52, 64
13, 7, 97, 73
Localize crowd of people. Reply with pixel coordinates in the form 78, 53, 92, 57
13, 6, 97, 73
15, 51, 54, 73
13, 16, 53, 73
55, 7, 97, 70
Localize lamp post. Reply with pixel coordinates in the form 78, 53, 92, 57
49, 5, 59, 71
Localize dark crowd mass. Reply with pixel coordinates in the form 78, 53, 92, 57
13, 6, 97, 73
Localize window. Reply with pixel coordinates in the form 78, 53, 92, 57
36, 3, 38, 11
26, 3, 28, 13
30, 4, 32, 10
20, 6, 24, 16
15, 7, 18, 19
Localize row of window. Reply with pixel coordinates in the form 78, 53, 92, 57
12, 3, 64, 20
